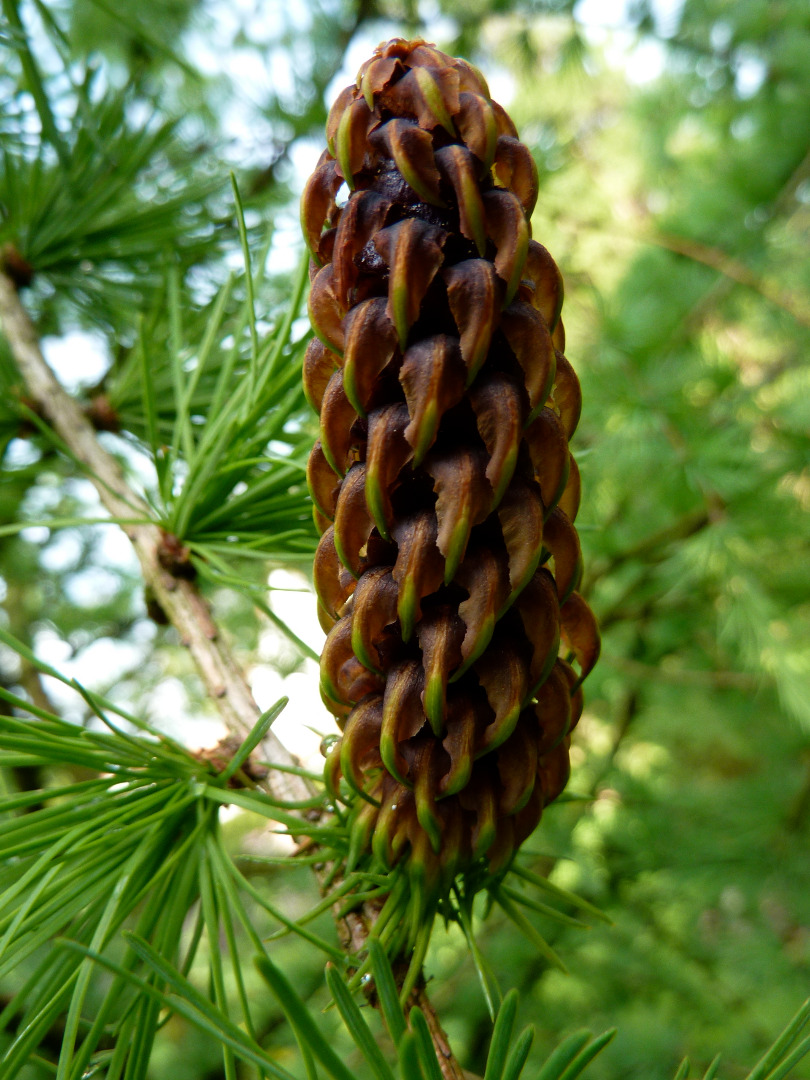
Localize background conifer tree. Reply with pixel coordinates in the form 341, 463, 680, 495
1, 2, 809, 1078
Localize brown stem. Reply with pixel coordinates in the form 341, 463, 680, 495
412, 985, 477, 1080
0, 270, 467, 1077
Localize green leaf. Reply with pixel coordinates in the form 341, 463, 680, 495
0, 974, 77, 1079
558, 1030, 617, 1080
69, 846, 202, 1080
1, 0, 70, 168
325, 963, 396, 1080
454, 891, 499, 1021
177, 273, 235, 446
255, 596, 321, 663
492, 889, 567, 973
399, 921, 432, 1007
484, 989, 519, 1080
219, 854, 346, 963
509, 864, 612, 924
167, 261, 193, 467
499, 885, 588, 929
253, 249, 310, 395
409, 1007, 444, 1080
122, 992, 162, 1080
368, 939, 407, 1046
702, 1056, 721, 1080
746, 1001, 810, 1080
218, 697, 288, 783
56, 822, 167, 1079
764, 1034, 810, 1080
200, 784, 334, 825
0, 515, 149, 540
58, 938, 299, 1080
255, 955, 357, 1080
230, 174, 259, 395
537, 1032, 592, 1080
198, 852, 238, 1080
300, 1040, 319, 1080
398, 1031, 425, 1080
502, 1026, 535, 1080
266, 874, 380, 941
137, 315, 161, 458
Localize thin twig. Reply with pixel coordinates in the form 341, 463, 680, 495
585, 505, 713, 591
647, 231, 810, 330
604, 655, 759, 692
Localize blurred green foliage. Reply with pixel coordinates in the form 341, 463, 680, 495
1, 0, 809, 1077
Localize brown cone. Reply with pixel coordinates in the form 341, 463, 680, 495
303, 37, 599, 885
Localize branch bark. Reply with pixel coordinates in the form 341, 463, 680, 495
0, 269, 466, 1077
413, 986, 473, 1080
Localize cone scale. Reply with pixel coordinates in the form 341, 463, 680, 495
303, 39, 599, 898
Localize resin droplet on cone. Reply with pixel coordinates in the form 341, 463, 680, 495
303, 38, 599, 890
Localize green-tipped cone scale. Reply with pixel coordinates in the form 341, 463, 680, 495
303, 37, 600, 944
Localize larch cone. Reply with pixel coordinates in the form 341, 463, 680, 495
301, 37, 600, 918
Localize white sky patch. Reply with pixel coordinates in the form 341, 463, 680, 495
94, 519, 142, 570
265, 211, 304, 273
575, 0, 630, 31
418, 6, 457, 45
3, 439, 40, 468
41, 330, 110, 393
650, 0, 686, 38
710, 21, 733, 52
267, 568, 325, 655
576, 0, 682, 83
240, 46, 280, 97
33, 626, 73, 669
184, 31, 229, 78
39, 529, 84, 573
145, 676, 228, 746
249, 568, 337, 771
734, 53, 768, 99
291, 314, 310, 340
32, 627, 157, 728
63, 566, 124, 607
288, 137, 325, 196
576, 0, 683, 36
625, 38, 668, 84
64, 635, 145, 687
487, 69, 517, 110
97, 431, 160, 500
19, 525, 49, 545
251, 661, 335, 772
